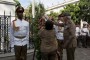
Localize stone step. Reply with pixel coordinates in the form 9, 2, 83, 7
0, 49, 34, 58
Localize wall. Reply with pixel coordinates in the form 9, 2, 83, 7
0, 0, 16, 20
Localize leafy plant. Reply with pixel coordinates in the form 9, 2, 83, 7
13, 0, 21, 7
62, 4, 80, 23
79, 0, 90, 22
29, 3, 45, 60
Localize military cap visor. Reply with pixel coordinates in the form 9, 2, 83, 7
58, 12, 71, 17
16, 7, 24, 13
62, 12, 71, 16
58, 14, 64, 17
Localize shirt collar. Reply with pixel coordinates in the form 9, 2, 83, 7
17, 19, 24, 22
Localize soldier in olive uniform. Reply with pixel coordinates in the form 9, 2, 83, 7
54, 12, 77, 60
63, 12, 77, 60
39, 20, 58, 60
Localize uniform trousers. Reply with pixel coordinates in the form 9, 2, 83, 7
57, 40, 63, 60
41, 50, 58, 60
81, 35, 87, 48
14, 45, 27, 60
77, 36, 81, 47
66, 47, 75, 60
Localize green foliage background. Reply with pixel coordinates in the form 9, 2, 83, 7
49, 0, 90, 23
29, 3, 45, 60
79, 0, 90, 23
13, 0, 21, 7
62, 4, 80, 23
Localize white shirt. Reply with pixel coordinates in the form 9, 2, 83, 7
81, 27, 89, 36
76, 27, 80, 37
10, 19, 29, 46
54, 25, 64, 40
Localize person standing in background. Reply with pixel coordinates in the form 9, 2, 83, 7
54, 14, 64, 60
80, 23, 89, 48
75, 24, 81, 47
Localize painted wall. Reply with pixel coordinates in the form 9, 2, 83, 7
0, 0, 16, 20
0, 0, 14, 2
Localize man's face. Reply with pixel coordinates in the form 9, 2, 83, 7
62, 16, 68, 23
58, 16, 64, 23
17, 12, 23, 19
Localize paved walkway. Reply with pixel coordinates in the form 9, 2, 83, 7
0, 48, 90, 60
0, 49, 34, 58
63, 48, 90, 60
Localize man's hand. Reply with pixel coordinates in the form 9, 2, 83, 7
14, 27, 19, 31
13, 20, 19, 31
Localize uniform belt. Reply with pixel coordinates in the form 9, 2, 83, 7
58, 31, 63, 33
14, 36, 26, 39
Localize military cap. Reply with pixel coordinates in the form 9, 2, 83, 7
15, 6, 24, 13
58, 13, 64, 17
61, 12, 71, 16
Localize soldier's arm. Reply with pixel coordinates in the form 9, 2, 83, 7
12, 20, 19, 31
54, 22, 64, 27
64, 25, 75, 47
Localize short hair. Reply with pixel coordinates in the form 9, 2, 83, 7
16, 6, 24, 13
45, 20, 53, 30
61, 12, 71, 19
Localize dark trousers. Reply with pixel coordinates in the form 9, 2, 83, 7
81, 36, 87, 48
86, 36, 90, 47
57, 40, 63, 60
14, 45, 27, 60
41, 50, 58, 60
66, 47, 75, 60
77, 36, 80, 47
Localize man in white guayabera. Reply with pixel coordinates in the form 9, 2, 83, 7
10, 6, 29, 60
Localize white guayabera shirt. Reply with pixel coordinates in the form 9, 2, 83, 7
76, 27, 80, 37
54, 25, 64, 40
10, 19, 29, 47
81, 27, 89, 36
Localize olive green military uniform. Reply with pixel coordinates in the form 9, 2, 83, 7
63, 20, 77, 60
39, 29, 58, 60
